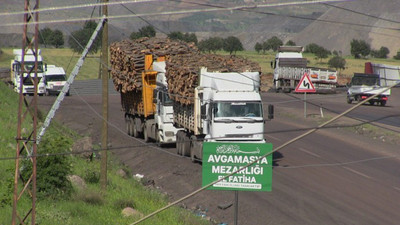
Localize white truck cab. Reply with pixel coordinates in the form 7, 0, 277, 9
11, 49, 46, 95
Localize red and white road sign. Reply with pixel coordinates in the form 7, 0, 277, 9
295, 73, 316, 93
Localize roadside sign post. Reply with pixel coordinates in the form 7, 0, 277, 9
202, 142, 273, 224
295, 73, 316, 118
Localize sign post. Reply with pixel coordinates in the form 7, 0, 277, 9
295, 73, 316, 118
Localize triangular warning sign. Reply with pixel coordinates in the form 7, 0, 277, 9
295, 73, 316, 93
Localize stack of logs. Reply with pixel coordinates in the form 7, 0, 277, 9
110, 37, 261, 105
166, 53, 261, 105
110, 37, 197, 93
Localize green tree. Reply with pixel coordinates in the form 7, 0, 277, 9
168, 31, 198, 44
393, 50, 400, 60
51, 29, 64, 48
39, 27, 53, 47
350, 39, 370, 58
285, 40, 296, 46
328, 56, 346, 71
130, 25, 156, 40
314, 46, 331, 61
254, 42, 262, 54
223, 36, 244, 55
371, 46, 389, 58
304, 43, 321, 53
265, 36, 283, 52
68, 21, 102, 54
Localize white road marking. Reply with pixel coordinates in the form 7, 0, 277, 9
265, 134, 281, 141
299, 147, 321, 158
343, 166, 372, 179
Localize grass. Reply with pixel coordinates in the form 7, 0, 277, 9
0, 81, 210, 225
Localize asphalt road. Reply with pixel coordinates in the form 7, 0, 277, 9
36, 81, 400, 225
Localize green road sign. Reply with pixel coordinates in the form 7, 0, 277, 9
202, 142, 273, 192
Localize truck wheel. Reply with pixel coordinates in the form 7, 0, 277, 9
369, 100, 374, 105
143, 124, 149, 142
346, 95, 352, 104
125, 116, 132, 136
182, 134, 190, 157
380, 101, 386, 106
190, 136, 198, 162
132, 119, 139, 138
176, 131, 182, 155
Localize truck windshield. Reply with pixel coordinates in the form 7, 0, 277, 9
162, 92, 173, 105
214, 102, 263, 118
23, 62, 44, 73
351, 77, 380, 86
46, 75, 66, 82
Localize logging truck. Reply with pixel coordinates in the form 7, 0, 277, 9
121, 54, 181, 146
173, 68, 273, 161
272, 46, 337, 93
10, 49, 46, 95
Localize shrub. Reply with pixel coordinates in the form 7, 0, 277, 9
21, 132, 73, 199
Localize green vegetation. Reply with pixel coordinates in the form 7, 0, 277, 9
68, 21, 102, 54
0, 82, 209, 225
130, 25, 156, 40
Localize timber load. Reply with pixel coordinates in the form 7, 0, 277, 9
166, 53, 261, 105
110, 37, 198, 93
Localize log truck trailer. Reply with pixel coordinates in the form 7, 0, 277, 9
121, 54, 181, 146
172, 68, 274, 161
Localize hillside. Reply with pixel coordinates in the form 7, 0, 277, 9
1, 0, 400, 57
293, 0, 400, 57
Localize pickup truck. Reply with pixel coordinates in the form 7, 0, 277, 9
347, 73, 390, 106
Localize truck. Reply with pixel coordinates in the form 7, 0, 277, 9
271, 46, 337, 93
10, 49, 46, 95
172, 67, 273, 161
364, 62, 400, 87
346, 73, 390, 106
122, 54, 181, 146
43, 65, 69, 96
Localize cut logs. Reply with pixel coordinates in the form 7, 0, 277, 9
110, 37, 261, 105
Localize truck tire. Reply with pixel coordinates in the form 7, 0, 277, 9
143, 124, 149, 142
132, 119, 139, 138
346, 95, 352, 104
176, 131, 182, 155
182, 134, 190, 157
380, 101, 386, 106
125, 116, 132, 136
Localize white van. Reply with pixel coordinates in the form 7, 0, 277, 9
44, 65, 69, 96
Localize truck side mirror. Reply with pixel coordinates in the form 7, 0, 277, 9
201, 104, 207, 119
153, 90, 158, 104
45, 63, 47, 71
267, 104, 274, 120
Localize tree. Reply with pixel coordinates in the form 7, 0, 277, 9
39, 27, 53, 47
68, 21, 102, 54
285, 40, 296, 46
371, 46, 389, 58
350, 39, 370, 58
314, 46, 331, 61
223, 36, 243, 55
265, 36, 283, 52
130, 25, 156, 40
254, 42, 262, 54
51, 29, 64, 48
167, 31, 198, 44
328, 56, 346, 71
394, 50, 400, 60
304, 43, 321, 54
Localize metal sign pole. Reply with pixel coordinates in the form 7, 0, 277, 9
304, 92, 307, 118
234, 191, 239, 225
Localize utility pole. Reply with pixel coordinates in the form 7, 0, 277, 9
12, 0, 40, 224
100, 0, 109, 192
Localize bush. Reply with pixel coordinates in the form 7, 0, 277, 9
21, 132, 73, 199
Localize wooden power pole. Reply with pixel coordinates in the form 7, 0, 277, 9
100, 0, 109, 192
